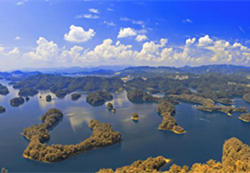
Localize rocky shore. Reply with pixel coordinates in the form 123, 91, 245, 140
22, 109, 121, 162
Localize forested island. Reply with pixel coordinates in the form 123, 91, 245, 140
86, 90, 113, 106
0, 106, 6, 113
10, 97, 25, 107
22, 108, 121, 162
45, 95, 52, 102
0, 84, 9, 95
97, 137, 250, 173
157, 101, 185, 134
2, 65, 250, 171
18, 87, 38, 97
71, 93, 81, 101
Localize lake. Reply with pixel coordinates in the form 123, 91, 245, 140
0, 79, 250, 172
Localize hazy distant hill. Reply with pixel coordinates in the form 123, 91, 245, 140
121, 64, 250, 75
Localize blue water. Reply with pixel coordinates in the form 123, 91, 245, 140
0, 79, 250, 172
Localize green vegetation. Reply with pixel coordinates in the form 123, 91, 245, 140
10, 97, 25, 107
22, 108, 121, 162
127, 89, 159, 103
13, 74, 124, 93
86, 90, 113, 106
0, 84, 9, 95
97, 156, 169, 173
171, 94, 247, 116
98, 137, 250, 173
71, 93, 81, 101
18, 87, 38, 97
55, 89, 67, 98
157, 101, 185, 134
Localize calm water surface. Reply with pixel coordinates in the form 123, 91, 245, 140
0, 80, 250, 172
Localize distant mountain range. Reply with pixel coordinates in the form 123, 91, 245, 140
122, 64, 250, 75
1, 64, 250, 78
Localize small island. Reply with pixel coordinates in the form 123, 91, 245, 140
106, 102, 113, 110
86, 90, 113, 106
22, 108, 121, 162
18, 87, 38, 97
46, 95, 52, 102
239, 113, 250, 122
1, 168, 8, 173
25, 97, 30, 101
0, 84, 9, 95
131, 112, 139, 121
10, 97, 25, 107
0, 106, 6, 113
71, 93, 81, 101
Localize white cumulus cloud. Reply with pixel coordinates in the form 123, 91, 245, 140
89, 8, 99, 14
135, 35, 148, 42
198, 35, 213, 47
117, 28, 137, 38
64, 25, 95, 43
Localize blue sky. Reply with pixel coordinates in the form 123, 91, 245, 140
0, 0, 250, 71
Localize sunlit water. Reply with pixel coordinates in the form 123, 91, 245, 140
0, 79, 250, 172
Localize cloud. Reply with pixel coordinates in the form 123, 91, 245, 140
117, 27, 137, 38
183, 19, 193, 23
16, 0, 28, 5
24, 37, 58, 61
135, 35, 148, 42
107, 8, 113, 11
103, 21, 116, 27
89, 8, 99, 14
198, 35, 213, 47
64, 25, 95, 43
120, 17, 145, 27
239, 26, 246, 33
15, 36, 21, 40
1, 34, 250, 70
76, 14, 99, 19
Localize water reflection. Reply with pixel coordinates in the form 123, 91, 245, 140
66, 107, 94, 132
